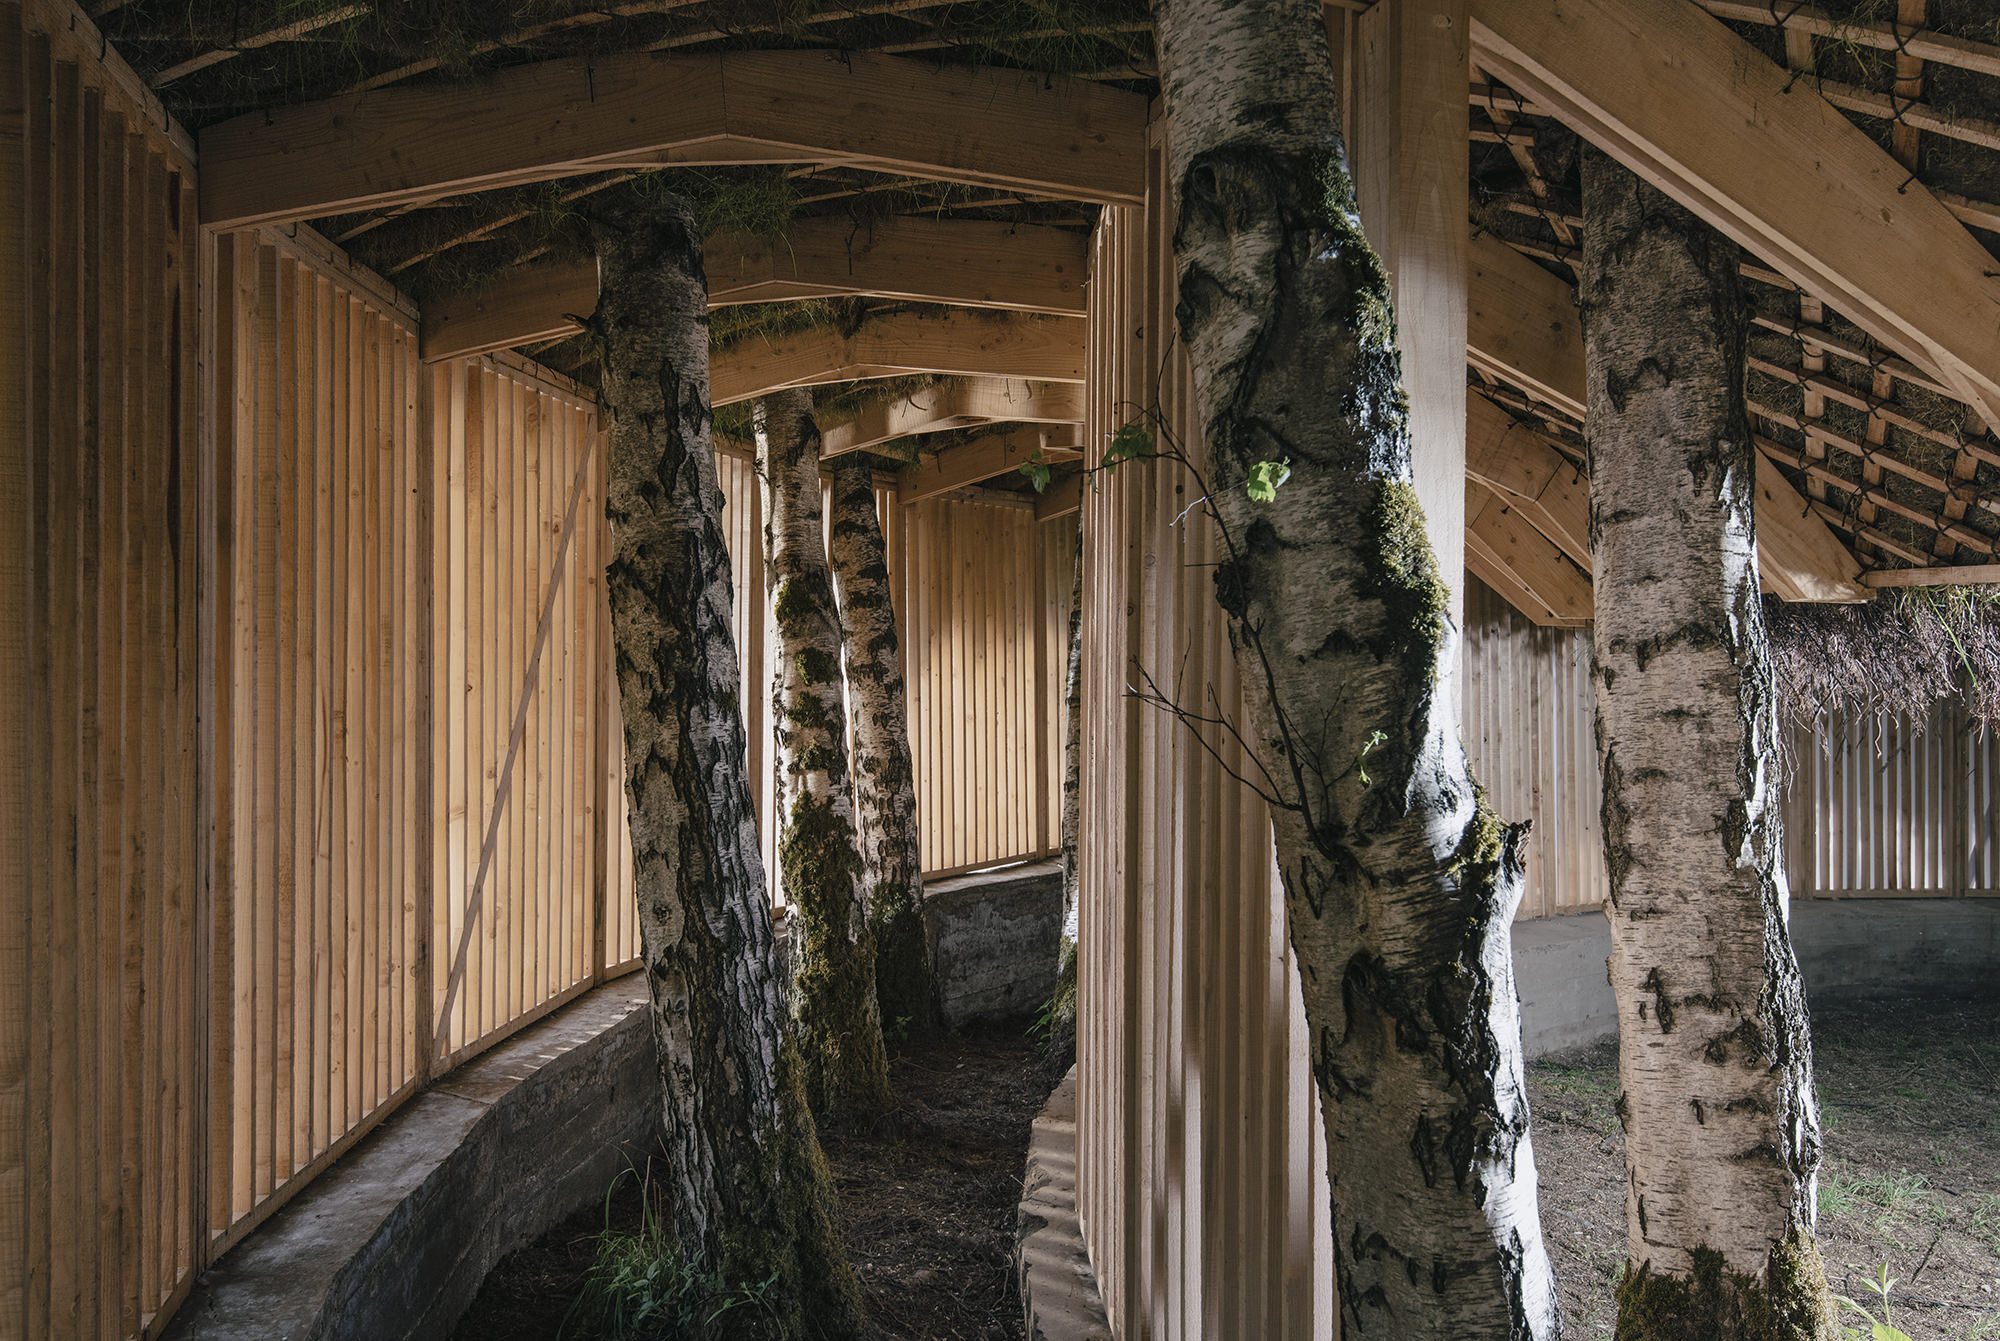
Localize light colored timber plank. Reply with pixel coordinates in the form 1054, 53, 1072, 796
198, 48, 1146, 228
1464, 394, 1590, 566
1466, 480, 1595, 624
900, 427, 1081, 504
820, 378, 1084, 457
710, 309, 1084, 407
1035, 474, 1083, 522
420, 215, 1090, 361
1859, 563, 2000, 588
1463, 224, 1868, 601
1470, 0, 2000, 426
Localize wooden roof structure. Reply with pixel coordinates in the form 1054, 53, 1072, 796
82, 0, 2000, 605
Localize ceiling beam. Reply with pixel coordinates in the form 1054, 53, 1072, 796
421, 215, 1091, 362
710, 309, 1085, 407
1465, 232, 1869, 602
1859, 563, 2000, 589
820, 378, 1084, 458
199, 48, 1147, 229
899, 426, 1082, 504
1465, 481, 1594, 626
1465, 394, 1590, 567
1469, 0, 2000, 426
1035, 475, 1084, 522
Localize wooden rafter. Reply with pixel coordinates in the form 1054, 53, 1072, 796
198, 47, 1148, 229
419, 215, 1091, 362
1465, 227, 1870, 601
709, 309, 1084, 407
899, 425, 1081, 503
1469, 0, 2000, 427
819, 377, 1083, 457
1465, 480, 1593, 626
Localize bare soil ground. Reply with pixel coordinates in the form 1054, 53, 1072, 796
1532, 995, 2000, 1339
451, 1024, 1048, 1340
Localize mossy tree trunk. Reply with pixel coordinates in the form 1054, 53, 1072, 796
1578, 149, 1836, 1341
825, 456, 943, 1041
1047, 522, 1084, 1065
587, 201, 863, 1337
1155, 0, 1562, 1332
757, 389, 894, 1127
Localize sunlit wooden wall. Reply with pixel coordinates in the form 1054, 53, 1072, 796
1, 5, 205, 1335
1073, 136, 1335, 1341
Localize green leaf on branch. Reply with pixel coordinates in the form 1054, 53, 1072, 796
1101, 422, 1154, 470
1018, 451, 1052, 493
1246, 458, 1291, 503
1356, 729, 1387, 788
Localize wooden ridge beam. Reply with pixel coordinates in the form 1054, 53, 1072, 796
709, 309, 1085, 407
1465, 227, 1869, 601
899, 426, 1081, 504
1469, 0, 2000, 426
820, 377, 1083, 458
421, 215, 1090, 362
199, 48, 1147, 229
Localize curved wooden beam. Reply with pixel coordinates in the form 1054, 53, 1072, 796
199, 48, 1147, 229
420, 215, 1090, 362
710, 309, 1085, 407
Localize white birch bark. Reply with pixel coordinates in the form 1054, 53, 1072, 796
1155, 0, 1560, 1332
757, 388, 893, 1126
1579, 150, 1835, 1339
588, 202, 862, 1335
825, 456, 942, 1038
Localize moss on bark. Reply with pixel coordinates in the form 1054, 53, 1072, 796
1615, 1230, 1837, 1341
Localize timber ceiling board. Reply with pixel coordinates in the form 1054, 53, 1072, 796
1462, 0, 2000, 587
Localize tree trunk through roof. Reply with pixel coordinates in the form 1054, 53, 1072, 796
758, 388, 894, 1129
1154, 0, 1561, 1331
1578, 148, 1837, 1341
588, 202, 863, 1336
826, 455, 943, 1042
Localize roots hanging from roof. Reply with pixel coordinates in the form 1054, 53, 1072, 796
1766, 586, 2000, 727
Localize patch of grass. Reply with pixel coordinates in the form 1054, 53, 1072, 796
1855, 1169, 1931, 1215
1821, 1169, 1860, 1220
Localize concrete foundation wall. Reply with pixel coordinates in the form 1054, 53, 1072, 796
926, 860, 1064, 1028
165, 985, 659, 1341
1514, 899, 2000, 1058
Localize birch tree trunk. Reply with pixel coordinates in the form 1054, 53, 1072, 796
825, 456, 943, 1040
1047, 523, 1084, 1065
1578, 150, 1836, 1341
587, 202, 863, 1336
758, 389, 894, 1127
1155, 0, 1560, 1333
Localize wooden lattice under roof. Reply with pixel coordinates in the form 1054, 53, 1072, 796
83, 0, 2000, 588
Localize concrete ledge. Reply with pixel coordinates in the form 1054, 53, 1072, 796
1016, 1067, 1113, 1341
926, 860, 1064, 1028
166, 981, 658, 1341
1514, 899, 2000, 1059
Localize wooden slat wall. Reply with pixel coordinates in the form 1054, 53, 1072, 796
428, 353, 610, 1065
900, 494, 1065, 877
2, 5, 204, 1335
1461, 575, 1610, 917
1785, 705, 1999, 898
1072, 134, 1334, 1341
207, 227, 429, 1249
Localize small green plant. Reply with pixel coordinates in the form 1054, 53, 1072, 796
1018, 450, 1053, 493
1244, 458, 1290, 503
1821, 1169, 1858, 1219
1835, 1264, 1913, 1341
563, 1163, 779, 1340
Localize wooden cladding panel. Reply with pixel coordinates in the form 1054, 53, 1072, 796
428, 357, 607, 1066
208, 231, 428, 1248
3, 12, 203, 1335
899, 496, 1061, 877
1460, 576, 1611, 918
1785, 705, 1999, 898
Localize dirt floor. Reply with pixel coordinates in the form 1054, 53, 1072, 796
1532, 995, 2000, 1339
451, 1024, 1049, 1340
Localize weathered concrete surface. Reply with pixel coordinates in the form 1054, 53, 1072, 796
1514, 899, 2000, 1058
1016, 1067, 1113, 1341
164, 982, 657, 1341
926, 860, 1064, 1028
